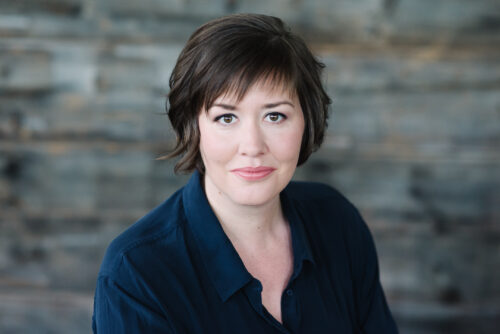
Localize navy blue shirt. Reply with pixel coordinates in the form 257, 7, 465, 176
92, 171, 398, 333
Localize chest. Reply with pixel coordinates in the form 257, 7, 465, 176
155, 231, 355, 333
236, 242, 294, 323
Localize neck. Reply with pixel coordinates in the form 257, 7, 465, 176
203, 174, 287, 251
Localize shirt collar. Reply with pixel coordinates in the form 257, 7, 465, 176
182, 170, 315, 303
280, 185, 316, 274
182, 171, 251, 302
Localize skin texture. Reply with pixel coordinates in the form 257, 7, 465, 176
198, 81, 304, 323
198, 81, 305, 209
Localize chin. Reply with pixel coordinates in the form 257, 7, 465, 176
228, 176, 286, 206
230, 190, 276, 206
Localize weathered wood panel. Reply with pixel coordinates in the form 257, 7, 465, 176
1, 0, 499, 333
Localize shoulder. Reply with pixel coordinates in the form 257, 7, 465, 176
284, 180, 368, 239
285, 180, 358, 214
98, 187, 186, 277
285, 180, 378, 276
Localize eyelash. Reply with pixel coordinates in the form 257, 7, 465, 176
213, 112, 287, 125
214, 114, 237, 125
265, 112, 286, 123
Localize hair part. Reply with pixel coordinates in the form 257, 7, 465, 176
157, 14, 331, 174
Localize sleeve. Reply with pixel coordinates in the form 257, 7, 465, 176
92, 275, 176, 333
351, 209, 399, 334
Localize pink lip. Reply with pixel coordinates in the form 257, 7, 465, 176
230, 166, 276, 181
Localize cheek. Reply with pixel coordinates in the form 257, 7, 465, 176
270, 127, 304, 161
199, 124, 233, 165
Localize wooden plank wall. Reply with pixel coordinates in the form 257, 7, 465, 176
1, 0, 499, 332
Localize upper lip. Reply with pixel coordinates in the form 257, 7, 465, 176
231, 166, 276, 172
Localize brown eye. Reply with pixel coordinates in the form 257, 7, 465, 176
215, 114, 236, 125
265, 112, 286, 123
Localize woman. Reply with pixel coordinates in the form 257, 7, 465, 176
92, 14, 398, 333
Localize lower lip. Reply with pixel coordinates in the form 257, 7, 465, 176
231, 169, 275, 181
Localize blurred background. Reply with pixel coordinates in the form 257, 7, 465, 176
1, 0, 499, 333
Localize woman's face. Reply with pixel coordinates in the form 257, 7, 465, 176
198, 81, 305, 207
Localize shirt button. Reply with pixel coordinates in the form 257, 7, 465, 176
286, 289, 293, 296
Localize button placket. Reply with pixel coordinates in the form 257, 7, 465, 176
281, 284, 301, 333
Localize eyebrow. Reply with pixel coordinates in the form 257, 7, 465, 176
212, 101, 295, 110
264, 101, 295, 108
212, 103, 236, 110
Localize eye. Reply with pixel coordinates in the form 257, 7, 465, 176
265, 112, 286, 123
214, 113, 237, 125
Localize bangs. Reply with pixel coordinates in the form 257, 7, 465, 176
199, 36, 298, 111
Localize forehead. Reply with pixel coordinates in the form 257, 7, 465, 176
212, 78, 297, 104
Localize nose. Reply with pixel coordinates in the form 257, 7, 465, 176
238, 120, 267, 157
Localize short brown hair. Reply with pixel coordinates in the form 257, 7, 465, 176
158, 13, 331, 173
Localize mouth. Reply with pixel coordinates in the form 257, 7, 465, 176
230, 166, 276, 181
